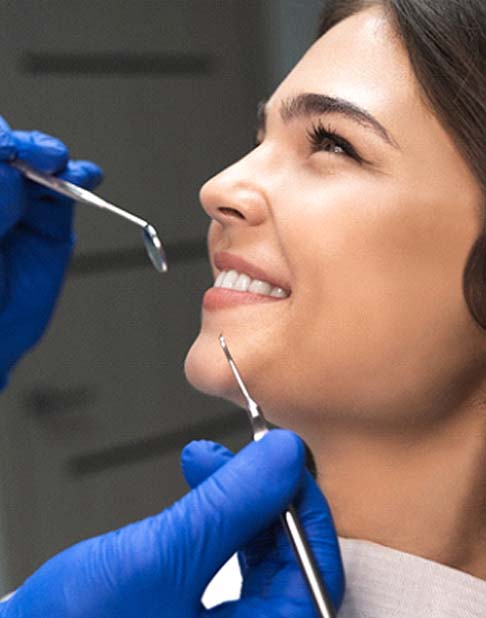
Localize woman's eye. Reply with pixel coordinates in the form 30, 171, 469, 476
316, 137, 346, 155
307, 122, 362, 163
253, 123, 365, 165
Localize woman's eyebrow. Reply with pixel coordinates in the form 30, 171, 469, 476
257, 93, 400, 150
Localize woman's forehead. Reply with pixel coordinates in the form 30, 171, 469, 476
269, 8, 418, 132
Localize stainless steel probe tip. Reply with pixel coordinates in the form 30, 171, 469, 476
218, 334, 242, 377
218, 334, 256, 412
219, 334, 231, 360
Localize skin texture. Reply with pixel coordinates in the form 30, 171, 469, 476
185, 7, 486, 578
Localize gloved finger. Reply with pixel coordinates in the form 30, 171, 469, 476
181, 439, 302, 610
291, 473, 345, 606
21, 160, 104, 242
0, 163, 25, 236
176, 429, 305, 596
181, 441, 278, 607
238, 471, 345, 612
58, 159, 104, 190
0, 116, 16, 160
0, 124, 70, 237
181, 440, 233, 488
242, 471, 340, 567
12, 130, 69, 174
28, 159, 104, 204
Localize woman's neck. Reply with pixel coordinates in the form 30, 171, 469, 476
309, 403, 486, 579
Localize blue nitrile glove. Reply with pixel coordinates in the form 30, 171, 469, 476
0, 116, 103, 389
182, 434, 345, 617
0, 430, 344, 618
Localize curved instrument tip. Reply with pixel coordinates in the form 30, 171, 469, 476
218, 333, 232, 362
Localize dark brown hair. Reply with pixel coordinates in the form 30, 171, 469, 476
318, 0, 486, 330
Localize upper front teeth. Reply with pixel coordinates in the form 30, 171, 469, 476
214, 270, 289, 298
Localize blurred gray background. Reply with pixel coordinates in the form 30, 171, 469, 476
0, 0, 321, 593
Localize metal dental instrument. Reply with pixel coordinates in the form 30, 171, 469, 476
218, 334, 336, 618
11, 159, 168, 273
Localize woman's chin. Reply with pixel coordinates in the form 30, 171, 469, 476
184, 333, 239, 400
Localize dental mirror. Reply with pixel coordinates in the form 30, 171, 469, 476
143, 224, 167, 273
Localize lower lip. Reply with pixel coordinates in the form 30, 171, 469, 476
203, 287, 287, 311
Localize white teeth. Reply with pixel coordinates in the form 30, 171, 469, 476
248, 279, 272, 295
270, 287, 287, 298
214, 272, 225, 287
221, 270, 239, 289
214, 270, 289, 299
234, 273, 251, 292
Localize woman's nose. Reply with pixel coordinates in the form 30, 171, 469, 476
199, 165, 268, 228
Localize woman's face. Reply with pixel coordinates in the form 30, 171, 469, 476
185, 7, 485, 433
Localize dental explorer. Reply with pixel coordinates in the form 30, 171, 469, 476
218, 334, 337, 618
10, 158, 168, 273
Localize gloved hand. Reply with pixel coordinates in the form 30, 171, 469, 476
0, 116, 103, 389
0, 430, 345, 617
182, 434, 345, 617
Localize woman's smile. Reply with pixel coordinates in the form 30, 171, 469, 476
203, 250, 291, 310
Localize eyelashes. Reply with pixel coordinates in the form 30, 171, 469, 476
306, 120, 363, 163
254, 120, 367, 165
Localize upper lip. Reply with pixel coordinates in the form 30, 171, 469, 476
213, 251, 291, 293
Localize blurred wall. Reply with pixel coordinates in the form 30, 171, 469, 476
262, 0, 323, 88
0, 0, 321, 593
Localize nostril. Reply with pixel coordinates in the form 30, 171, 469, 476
218, 207, 245, 220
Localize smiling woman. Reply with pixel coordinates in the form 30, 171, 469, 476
185, 0, 486, 615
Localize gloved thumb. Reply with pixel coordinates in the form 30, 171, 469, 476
181, 440, 233, 488
176, 429, 305, 597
